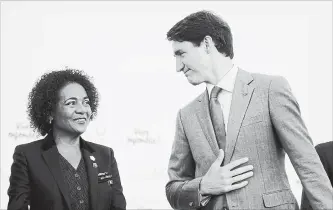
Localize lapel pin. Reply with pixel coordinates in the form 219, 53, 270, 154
90, 156, 95, 161
93, 163, 98, 168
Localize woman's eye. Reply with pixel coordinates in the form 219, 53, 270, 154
66, 101, 75, 106
84, 100, 90, 105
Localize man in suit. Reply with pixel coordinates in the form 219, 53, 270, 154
301, 141, 333, 210
165, 10, 333, 210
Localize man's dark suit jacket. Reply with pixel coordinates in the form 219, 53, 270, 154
7, 133, 126, 210
301, 141, 333, 210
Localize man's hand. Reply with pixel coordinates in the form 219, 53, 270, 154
200, 149, 254, 195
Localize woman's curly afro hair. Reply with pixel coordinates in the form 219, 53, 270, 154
27, 68, 99, 136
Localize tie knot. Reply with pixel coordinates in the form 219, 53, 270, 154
211, 86, 222, 99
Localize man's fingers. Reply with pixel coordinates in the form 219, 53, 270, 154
214, 149, 225, 165
230, 165, 253, 177
225, 157, 249, 170
225, 181, 249, 192
231, 171, 254, 184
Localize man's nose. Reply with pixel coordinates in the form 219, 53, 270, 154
176, 58, 185, 72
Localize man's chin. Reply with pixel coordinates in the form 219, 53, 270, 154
187, 78, 201, 86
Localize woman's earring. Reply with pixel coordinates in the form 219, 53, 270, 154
48, 117, 53, 124
205, 40, 210, 54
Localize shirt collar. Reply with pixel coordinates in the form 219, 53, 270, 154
207, 64, 239, 98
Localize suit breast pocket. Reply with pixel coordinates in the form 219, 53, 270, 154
97, 180, 113, 210
241, 114, 264, 127
98, 179, 113, 194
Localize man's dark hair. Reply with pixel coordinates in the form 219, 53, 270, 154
167, 10, 234, 59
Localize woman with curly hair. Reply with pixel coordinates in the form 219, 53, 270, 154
7, 69, 126, 210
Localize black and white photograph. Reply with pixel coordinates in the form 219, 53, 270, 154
1, 1, 332, 210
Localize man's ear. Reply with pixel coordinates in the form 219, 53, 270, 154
202, 35, 214, 54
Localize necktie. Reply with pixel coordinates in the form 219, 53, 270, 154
210, 86, 229, 208
209, 86, 226, 152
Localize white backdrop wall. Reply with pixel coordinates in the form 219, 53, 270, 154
1, 1, 332, 209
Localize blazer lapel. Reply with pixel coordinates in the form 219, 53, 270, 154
81, 140, 99, 210
195, 89, 220, 157
224, 69, 255, 164
41, 134, 72, 210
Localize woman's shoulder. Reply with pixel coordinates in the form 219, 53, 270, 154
82, 140, 114, 153
82, 140, 118, 163
14, 138, 46, 152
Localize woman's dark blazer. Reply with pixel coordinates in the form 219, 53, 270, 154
7, 134, 126, 210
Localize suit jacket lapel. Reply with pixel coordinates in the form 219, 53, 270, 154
81, 139, 99, 210
224, 69, 255, 164
41, 134, 72, 210
195, 89, 220, 157
42, 134, 100, 210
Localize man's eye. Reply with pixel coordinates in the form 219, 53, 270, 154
174, 52, 185, 57
84, 100, 90, 105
